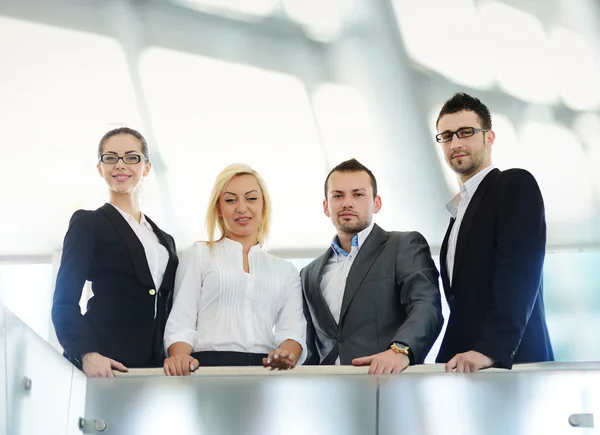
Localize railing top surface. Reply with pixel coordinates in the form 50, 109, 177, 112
112, 361, 600, 377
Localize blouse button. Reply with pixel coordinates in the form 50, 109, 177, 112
149, 289, 156, 295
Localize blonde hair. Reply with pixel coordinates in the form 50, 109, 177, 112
206, 163, 272, 250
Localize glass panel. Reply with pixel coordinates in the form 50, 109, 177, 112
66, 368, 88, 435
0, 264, 54, 341
139, 47, 329, 251
0, 17, 142, 256
379, 370, 600, 435
0, 306, 7, 435
5, 306, 79, 435
85, 374, 377, 435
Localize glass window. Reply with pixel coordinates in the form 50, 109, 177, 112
391, 0, 494, 90
138, 47, 329, 251
549, 27, 600, 111
0, 17, 142, 256
0, 263, 54, 340
520, 121, 594, 223
573, 112, 600, 201
282, 0, 343, 42
486, 113, 523, 171
313, 83, 397, 231
171, 0, 279, 18
480, 1, 559, 104
543, 251, 600, 361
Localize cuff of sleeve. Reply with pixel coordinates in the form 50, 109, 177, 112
472, 341, 513, 369
164, 330, 197, 355
69, 341, 102, 364
275, 332, 307, 366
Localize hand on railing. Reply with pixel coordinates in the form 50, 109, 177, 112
163, 354, 200, 376
82, 352, 128, 377
445, 351, 494, 373
263, 339, 302, 370
352, 350, 410, 375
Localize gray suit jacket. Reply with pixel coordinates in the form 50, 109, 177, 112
300, 224, 443, 365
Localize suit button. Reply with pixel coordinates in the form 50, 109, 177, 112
447, 294, 455, 301
149, 289, 156, 295
338, 337, 345, 343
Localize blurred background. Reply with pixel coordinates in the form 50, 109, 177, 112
0, 0, 599, 363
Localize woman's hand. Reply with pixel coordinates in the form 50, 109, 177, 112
263, 339, 302, 370
82, 352, 128, 377
163, 354, 199, 376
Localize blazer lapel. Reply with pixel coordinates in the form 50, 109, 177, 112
339, 224, 388, 324
452, 169, 500, 284
100, 204, 155, 289
309, 249, 339, 334
440, 217, 454, 291
145, 215, 178, 291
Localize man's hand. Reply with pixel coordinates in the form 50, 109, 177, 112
263, 339, 302, 370
445, 350, 494, 373
163, 354, 200, 376
82, 352, 128, 377
352, 349, 410, 374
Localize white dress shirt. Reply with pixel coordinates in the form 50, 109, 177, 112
320, 223, 374, 364
110, 204, 169, 293
445, 165, 496, 285
164, 238, 307, 364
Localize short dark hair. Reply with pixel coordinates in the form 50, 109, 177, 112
436, 92, 492, 131
324, 158, 378, 199
97, 127, 149, 160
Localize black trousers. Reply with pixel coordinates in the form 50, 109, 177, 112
191, 351, 268, 366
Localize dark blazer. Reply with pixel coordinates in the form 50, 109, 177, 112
301, 224, 443, 365
52, 203, 178, 368
436, 168, 554, 368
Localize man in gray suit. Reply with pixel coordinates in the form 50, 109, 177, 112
301, 159, 443, 374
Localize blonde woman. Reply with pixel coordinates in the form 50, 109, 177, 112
163, 163, 306, 375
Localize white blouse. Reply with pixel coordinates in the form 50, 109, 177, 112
110, 204, 169, 293
164, 238, 307, 364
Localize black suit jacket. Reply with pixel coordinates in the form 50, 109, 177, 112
301, 224, 443, 365
436, 168, 554, 368
52, 203, 179, 368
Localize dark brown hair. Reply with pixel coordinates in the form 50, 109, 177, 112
324, 158, 378, 199
436, 92, 492, 130
97, 127, 149, 160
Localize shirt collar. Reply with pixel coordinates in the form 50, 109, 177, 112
331, 222, 375, 257
109, 203, 152, 230
446, 165, 496, 218
221, 237, 262, 253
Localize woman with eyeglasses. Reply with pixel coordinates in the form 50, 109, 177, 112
52, 127, 178, 377
162, 163, 306, 375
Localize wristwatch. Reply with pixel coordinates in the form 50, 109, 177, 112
389, 342, 412, 363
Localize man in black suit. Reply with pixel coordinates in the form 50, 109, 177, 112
434, 92, 554, 372
301, 159, 443, 374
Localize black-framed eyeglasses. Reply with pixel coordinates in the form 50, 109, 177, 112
435, 127, 489, 143
99, 154, 147, 165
